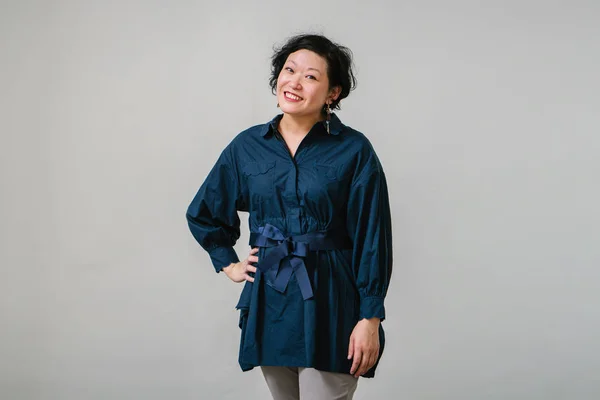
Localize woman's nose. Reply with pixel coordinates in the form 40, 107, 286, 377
289, 76, 302, 89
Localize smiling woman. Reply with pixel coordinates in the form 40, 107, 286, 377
186, 33, 393, 400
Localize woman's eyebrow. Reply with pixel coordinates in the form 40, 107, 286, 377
286, 59, 321, 73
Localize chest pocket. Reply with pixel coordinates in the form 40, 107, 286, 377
242, 161, 276, 202
314, 163, 338, 181
310, 162, 342, 197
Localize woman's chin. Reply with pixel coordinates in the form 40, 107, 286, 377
279, 106, 319, 119
279, 101, 299, 112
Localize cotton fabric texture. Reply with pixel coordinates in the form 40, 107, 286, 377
186, 113, 393, 378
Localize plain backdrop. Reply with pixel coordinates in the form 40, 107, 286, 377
1, 1, 599, 399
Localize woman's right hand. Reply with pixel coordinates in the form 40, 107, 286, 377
221, 247, 259, 283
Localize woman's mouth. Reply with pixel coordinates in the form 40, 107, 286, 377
284, 91, 303, 102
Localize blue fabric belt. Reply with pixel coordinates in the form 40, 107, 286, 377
249, 223, 352, 300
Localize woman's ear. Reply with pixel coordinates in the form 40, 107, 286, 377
329, 86, 342, 102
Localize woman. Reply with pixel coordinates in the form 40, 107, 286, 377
186, 34, 393, 399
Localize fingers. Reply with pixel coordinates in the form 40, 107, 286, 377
361, 352, 378, 377
247, 247, 259, 265
248, 247, 259, 261
244, 247, 259, 283
357, 353, 371, 377
350, 343, 379, 377
347, 335, 354, 361
363, 349, 380, 376
350, 345, 362, 376
245, 261, 257, 275
370, 352, 378, 370
242, 262, 255, 283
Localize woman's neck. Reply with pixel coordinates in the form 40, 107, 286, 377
279, 112, 324, 137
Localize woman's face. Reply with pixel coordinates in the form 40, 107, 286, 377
276, 49, 339, 119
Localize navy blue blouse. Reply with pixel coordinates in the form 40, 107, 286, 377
186, 113, 393, 378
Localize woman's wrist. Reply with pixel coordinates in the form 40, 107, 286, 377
361, 317, 381, 325
221, 262, 236, 274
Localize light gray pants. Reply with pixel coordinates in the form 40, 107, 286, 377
261, 366, 359, 400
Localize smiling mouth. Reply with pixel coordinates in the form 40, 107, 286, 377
284, 91, 303, 101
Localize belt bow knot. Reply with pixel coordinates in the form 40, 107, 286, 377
249, 223, 352, 300
250, 223, 313, 300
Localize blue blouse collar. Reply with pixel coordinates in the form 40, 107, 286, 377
260, 113, 344, 137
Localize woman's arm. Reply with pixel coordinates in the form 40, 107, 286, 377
186, 145, 246, 273
345, 144, 393, 377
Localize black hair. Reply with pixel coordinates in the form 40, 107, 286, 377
269, 34, 357, 111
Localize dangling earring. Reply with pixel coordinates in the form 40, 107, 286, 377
325, 102, 332, 134
277, 102, 280, 108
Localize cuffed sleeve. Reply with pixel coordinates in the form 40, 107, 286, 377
346, 148, 393, 321
359, 296, 386, 320
207, 246, 240, 273
186, 146, 244, 273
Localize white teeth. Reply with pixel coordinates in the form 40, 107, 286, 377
286, 92, 301, 100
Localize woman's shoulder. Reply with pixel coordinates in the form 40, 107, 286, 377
338, 120, 386, 180
216, 118, 274, 163
216, 120, 268, 152
339, 121, 379, 156
232, 122, 270, 142
228, 115, 281, 145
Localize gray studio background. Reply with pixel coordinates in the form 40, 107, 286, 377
1, 1, 599, 399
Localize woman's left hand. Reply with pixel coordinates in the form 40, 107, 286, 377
348, 317, 380, 377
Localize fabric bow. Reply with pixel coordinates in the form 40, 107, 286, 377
251, 223, 315, 300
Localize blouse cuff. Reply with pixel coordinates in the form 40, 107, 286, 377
359, 296, 386, 321
208, 246, 240, 273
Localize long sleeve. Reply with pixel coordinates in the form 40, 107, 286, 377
346, 149, 393, 321
186, 146, 245, 273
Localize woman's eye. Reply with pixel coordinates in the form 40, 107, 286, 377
285, 67, 294, 73
306, 75, 316, 80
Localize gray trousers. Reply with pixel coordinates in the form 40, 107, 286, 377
261, 366, 359, 400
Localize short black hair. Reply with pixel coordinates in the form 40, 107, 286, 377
269, 34, 357, 111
